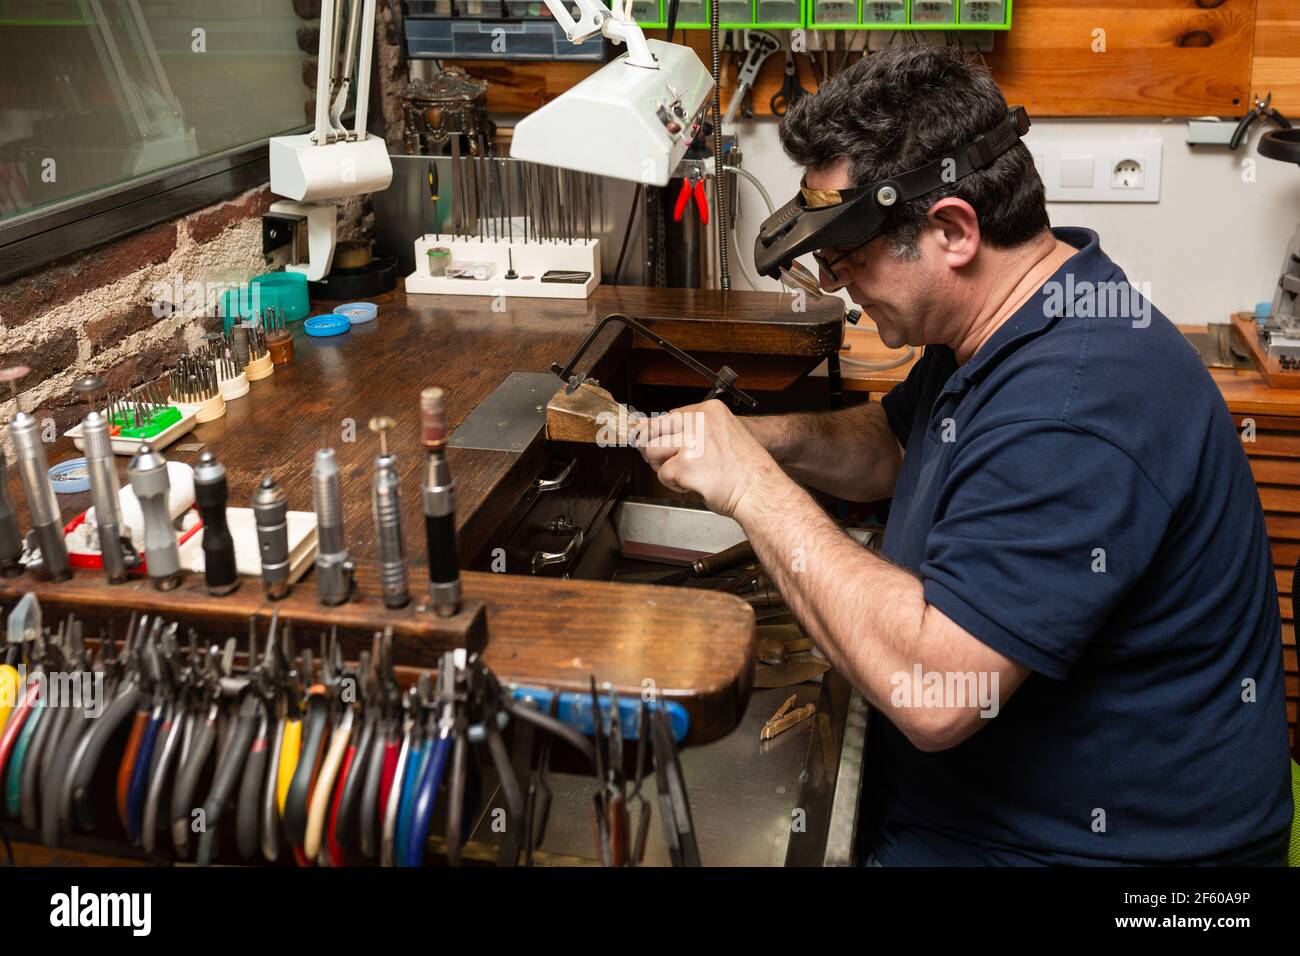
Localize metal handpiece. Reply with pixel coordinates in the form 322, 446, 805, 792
313, 447, 353, 606
420, 389, 460, 618
3, 364, 69, 581
251, 476, 290, 600
83, 412, 127, 583
370, 417, 408, 609
0, 446, 24, 576
127, 444, 180, 590
193, 452, 238, 595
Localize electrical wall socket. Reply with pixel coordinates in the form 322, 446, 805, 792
1027, 139, 1162, 203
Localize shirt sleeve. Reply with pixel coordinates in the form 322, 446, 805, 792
920, 419, 1173, 680
880, 360, 928, 448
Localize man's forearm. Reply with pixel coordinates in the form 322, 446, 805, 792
735, 461, 925, 711
732, 462, 1022, 751
743, 402, 900, 502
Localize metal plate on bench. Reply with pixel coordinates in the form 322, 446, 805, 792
448, 371, 557, 452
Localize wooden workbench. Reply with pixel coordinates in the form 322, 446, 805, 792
837, 318, 1300, 738
3, 286, 843, 745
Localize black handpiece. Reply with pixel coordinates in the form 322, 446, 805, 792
420, 388, 461, 617
193, 452, 239, 595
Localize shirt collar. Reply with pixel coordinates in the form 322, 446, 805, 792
940, 227, 1110, 396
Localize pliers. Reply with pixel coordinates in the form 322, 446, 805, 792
673, 175, 709, 225
770, 50, 808, 116
304, 630, 354, 863
402, 657, 455, 867
1231, 92, 1291, 150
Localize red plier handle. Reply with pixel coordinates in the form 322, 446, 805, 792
693, 178, 709, 226
673, 176, 710, 225
673, 177, 692, 222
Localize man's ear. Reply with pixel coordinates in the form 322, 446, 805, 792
927, 198, 981, 269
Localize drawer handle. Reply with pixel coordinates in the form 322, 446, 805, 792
531, 520, 584, 573
534, 458, 577, 494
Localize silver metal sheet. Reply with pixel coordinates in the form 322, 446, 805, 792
612, 498, 747, 554
447, 371, 556, 452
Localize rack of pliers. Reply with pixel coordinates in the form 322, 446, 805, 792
0, 607, 700, 866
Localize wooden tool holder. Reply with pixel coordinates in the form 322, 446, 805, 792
0, 560, 487, 669
1231, 313, 1300, 389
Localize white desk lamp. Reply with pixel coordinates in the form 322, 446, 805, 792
269, 0, 393, 281
510, 0, 714, 187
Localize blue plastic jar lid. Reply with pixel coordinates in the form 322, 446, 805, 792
333, 302, 378, 325
304, 314, 351, 337
50, 458, 90, 494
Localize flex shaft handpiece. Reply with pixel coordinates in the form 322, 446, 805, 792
420, 388, 461, 617
370, 417, 409, 609
2, 365, 69, 581
252, 476, 290, 600
313, 447, 354, 606
0, 446, 23, 577
193, 452, 238, 595
128, 444, 181, 590
74, 376, 127, 584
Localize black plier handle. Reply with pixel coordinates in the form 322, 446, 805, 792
1231, 92, 1292, 151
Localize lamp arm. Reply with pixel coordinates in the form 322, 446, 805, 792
541, 0, 658, 69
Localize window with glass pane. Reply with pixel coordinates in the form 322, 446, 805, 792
0, 0, 311, 221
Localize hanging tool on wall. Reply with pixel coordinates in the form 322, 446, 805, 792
770, 47, 809, 116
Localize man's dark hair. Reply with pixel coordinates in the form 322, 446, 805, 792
779, 45, 1049, 258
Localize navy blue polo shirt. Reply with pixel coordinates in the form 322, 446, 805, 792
866, 227, 1293, 865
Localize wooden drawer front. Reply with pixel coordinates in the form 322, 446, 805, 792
1251, 457, 1300, 485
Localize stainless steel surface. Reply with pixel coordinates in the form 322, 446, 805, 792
473, 684, 828, 867
611, 498, 747, 555
447, 371, 554, 453
823, 690, 868, 866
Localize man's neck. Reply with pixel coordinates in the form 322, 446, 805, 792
949, 232, 1077, 364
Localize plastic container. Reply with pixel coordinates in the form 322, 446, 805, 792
50, 459, 90, 494
333, 302, 378, 325
250, 271, 311, 323
405, 18, 611, 61
304, 314, 351, 337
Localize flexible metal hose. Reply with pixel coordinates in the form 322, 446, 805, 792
710, 6, 729, 290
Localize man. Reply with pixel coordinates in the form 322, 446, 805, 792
638, 46, 1293, 865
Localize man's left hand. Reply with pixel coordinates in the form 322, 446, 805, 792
635, 400, 784, 519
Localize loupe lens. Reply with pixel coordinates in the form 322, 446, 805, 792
780, 261, 824, 298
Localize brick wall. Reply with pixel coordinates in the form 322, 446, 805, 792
0, 187, 286, 450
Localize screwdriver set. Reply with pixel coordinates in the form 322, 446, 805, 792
406, 157, 601, 300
